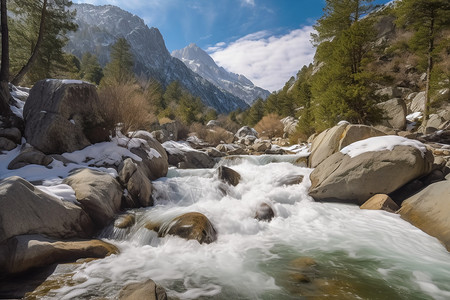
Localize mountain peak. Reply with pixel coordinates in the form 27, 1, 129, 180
66, 3, 248, 113
172, 44, 269, 105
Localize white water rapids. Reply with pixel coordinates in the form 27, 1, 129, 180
47, 155, 450, 299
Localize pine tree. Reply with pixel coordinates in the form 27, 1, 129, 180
396, 0, 450, 126
311, 0, 382, 128
9, 0, 77, 85
101, 37, 134, 86
246, 98, 265, 126
80, 52, 103, 84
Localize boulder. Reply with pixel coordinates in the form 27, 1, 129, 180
376, 98, 407, 130
255, 203, 275, 222
0, 176, 93, 243
0, 127, 21, 144
161, 212, 217, 244
119, 158, 153, 207
360, 194, 399, 213
309, 142, 434, 205
119, 279, 167, 300
308, 123, 386, 168
63, 169, 123, 227
399, 180, 450, 251
114, 214, 136, 229
218, 166, 241, 186
0, 137, 16, 151
410, 91, 426, 113
164, 141, 214, 169
252, 141, 269, 152
23, 79, 108, 154
280, 116, 299, 135
375, 87, 402, 99
7, 146, 53, 170
205, 147, 226, 158
425, 114, 444, 134
0, 235, 118, 274
160, 120, 182, 141
235, 126, 258, 139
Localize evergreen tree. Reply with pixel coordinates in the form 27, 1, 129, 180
396, 0, 450, 125
311, 0, 382, 129
247, 98, 265, 126
9, 0, 77, 85
0, 0, 12, 118
101, 37, 134, 85
80, 52, 103, 84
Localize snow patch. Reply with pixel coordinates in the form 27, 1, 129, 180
163, 140, 200, 155
37, 184, 80, 205
340, 136, 427, 158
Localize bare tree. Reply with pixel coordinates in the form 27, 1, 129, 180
0, 0, 12, 117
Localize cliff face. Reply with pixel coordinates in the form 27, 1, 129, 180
66, 4, 249, 113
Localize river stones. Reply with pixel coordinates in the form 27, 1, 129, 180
0, 234, 118, 274
161, 212, 217, 244
63, 169, 123, 228
0, 176, 93, 243
399, 180, 450, 251
360, 194, 399, 213
119, 158, 153, 207
119, 279, 167, 300
7, 146, 53, 170
115, 214, 136, 229
218, 166, 241, 186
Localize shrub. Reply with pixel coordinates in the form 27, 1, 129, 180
98, 81, 156, 135
254, 114, 284, 139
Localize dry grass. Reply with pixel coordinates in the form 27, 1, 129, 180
189, 122, 234, 146
98, 82, 156, 135
254, 114, 284, 139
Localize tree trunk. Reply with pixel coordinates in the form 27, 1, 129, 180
11, 0, 48, 86
423, 10, 435, 128
0, 0, 12, 117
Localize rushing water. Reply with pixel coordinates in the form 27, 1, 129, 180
46, 154, 450, 300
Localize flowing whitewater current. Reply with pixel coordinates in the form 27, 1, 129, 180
46, 155, 450, 299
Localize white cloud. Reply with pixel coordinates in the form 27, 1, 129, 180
208, 26, 316, 92
242, 0, 255, 6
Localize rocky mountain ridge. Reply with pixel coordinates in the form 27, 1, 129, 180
172, 43, 270, 105
65, 3, 249, 113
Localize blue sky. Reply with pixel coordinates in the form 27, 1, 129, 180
74, 0, 392, 91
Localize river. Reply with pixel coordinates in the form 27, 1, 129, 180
45, 154, 450, 299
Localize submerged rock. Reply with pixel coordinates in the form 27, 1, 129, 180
63, 169, 122, 228
360, 194, 399, 213
23, 79, 108, 154
0, 235, 118, 274
114, 214, 136, 229
161, 212, 217, 244
218, 166, 241, 186
119, 279, 167, 300
255, 203, 275, 222
399, 180, 450, 251
0, 176, 93, 243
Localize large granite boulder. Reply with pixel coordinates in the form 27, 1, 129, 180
0, 176, 93, 243
376, 98, 407, 130
0, 235, 118, 274
410, 91, 426, 113
23, 80, 108, 154
308, 123, 385, 168
399, 180, 450, 251
63, 169, 123, 227
159, 212, 217, 244
235, 126, 258, 139
309, 137, 434, 205
119, 279, 167, 300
